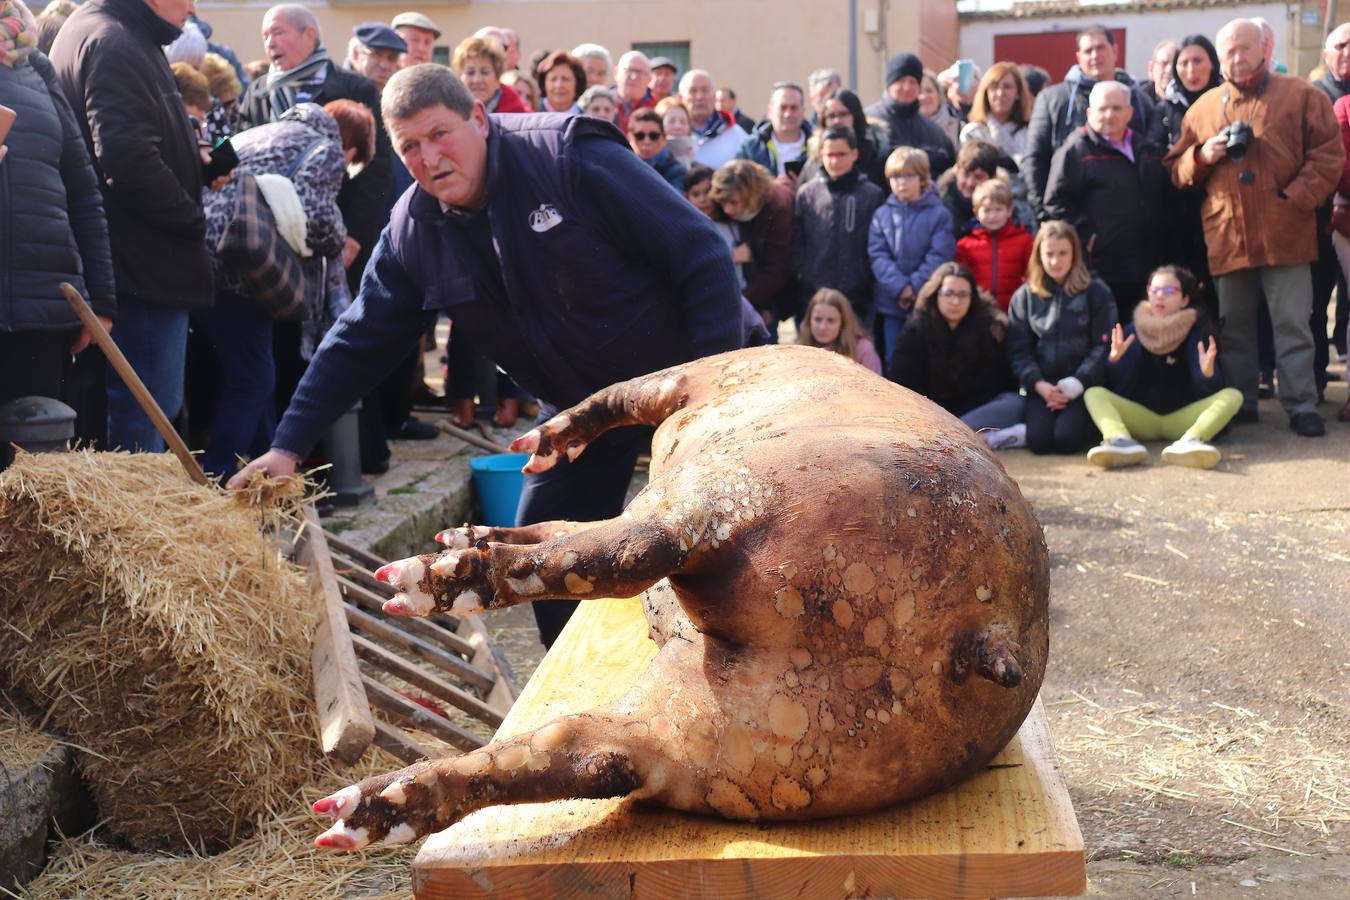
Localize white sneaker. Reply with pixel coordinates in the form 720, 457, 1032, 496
1162, 437, 1221, 469
1087, 435, 1147, 468
984, 423, 1026, 450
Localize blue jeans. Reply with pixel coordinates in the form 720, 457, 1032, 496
877, 314, 907, 374
106, 299, 189, 453
195, 291, 276, 478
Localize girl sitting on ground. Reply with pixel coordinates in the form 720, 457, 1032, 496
890, 263, 1023, 446
1084, 266, 1242, 469
797, 288, 882, 374
1007, 220, 1117, 455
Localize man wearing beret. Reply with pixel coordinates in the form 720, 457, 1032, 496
864, 51, 954, 175
391, 11, 439, 68
347, 22, 406, 94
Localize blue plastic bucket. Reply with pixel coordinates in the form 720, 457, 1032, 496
469, 453, 530, 527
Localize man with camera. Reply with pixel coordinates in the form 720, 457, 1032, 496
1164, 18, 1343, 436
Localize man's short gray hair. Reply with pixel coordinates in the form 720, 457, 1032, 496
571, 43, 612, 70
679, 68, 713, 94
1088, 79, 1130, 106
383, 63, 475, 127
808, 68, 841, 91
267, 4, 320, 40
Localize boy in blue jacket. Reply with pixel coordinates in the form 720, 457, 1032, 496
867, 146, 956, 371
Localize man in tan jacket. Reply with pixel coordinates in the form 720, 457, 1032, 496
1165, 18, 1343, 436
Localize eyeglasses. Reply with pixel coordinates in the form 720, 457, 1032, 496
631, 130, 662, 141
1147, 285, 1181, 296
939, 290, 972, 299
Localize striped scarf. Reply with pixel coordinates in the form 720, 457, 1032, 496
0, 0, 37, 69
260, 47, 330, 121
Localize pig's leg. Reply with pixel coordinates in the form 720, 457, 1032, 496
433, 520, 587, 549
312, 712, 649, 850
376, 513, 694, 616
508, 369, 695, 474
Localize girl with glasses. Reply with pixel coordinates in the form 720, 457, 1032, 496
1083, 265, 1242, 469
890, 263, 1023, 446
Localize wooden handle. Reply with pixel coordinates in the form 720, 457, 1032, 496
60, 282, 209, 486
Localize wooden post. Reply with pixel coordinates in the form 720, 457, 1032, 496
297, 504, 376, 763
59, 282, 208, 485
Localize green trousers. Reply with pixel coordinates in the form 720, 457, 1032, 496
1083, 386, 1244, 442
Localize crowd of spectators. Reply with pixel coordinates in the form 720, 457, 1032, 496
2, 4, 1348, 481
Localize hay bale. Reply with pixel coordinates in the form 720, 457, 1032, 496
23, 749, 417, 900
0, 450, 319, 852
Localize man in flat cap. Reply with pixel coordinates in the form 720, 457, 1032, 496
648, 56, 677, 104
391, 11, 438, 68
348, 22, 406, 93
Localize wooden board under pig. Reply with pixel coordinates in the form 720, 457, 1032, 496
412, 596, 1086, 900
298, 515, 520, 766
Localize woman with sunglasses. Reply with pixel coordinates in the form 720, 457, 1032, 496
1083, 265, 1242, 470
627, 107, 685, 190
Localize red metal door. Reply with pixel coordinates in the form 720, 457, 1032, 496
992, 28, 1127, 81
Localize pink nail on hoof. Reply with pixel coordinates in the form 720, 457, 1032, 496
383, 596, 409, 615
374, 563, 399, 584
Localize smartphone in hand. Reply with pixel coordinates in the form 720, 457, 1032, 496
202, 137, 239, 184
783, 157, 806, 178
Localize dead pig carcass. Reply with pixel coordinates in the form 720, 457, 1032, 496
312, 344, 1049, 848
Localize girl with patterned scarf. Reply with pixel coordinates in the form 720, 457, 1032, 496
1084, 266, 1243, 470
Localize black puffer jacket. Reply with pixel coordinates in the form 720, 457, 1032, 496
1022, 67, 1161, 219
792, 169, 885, 315
1007, 276, 1117, 390
889, 304, 1015, 415
862, 97, 954, 174
49, 0, 212, 309
1042, 126, 1168, 283
0, 51, 115, 331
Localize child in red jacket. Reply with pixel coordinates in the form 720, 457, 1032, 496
955, 179, 1033, 311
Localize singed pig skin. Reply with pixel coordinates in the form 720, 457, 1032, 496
315, 345, 1049, 850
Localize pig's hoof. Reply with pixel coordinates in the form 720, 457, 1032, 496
373, 557, 437, 615
312, 777, 426, 851
510, 415, 588, 473
436, 524, 493, 549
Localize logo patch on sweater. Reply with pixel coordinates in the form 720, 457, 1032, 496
529, 204, 563, 233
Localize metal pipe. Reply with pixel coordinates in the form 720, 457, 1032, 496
849, 0, 858, 90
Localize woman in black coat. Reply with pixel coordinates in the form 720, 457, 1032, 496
1158, 35, 1223, 307
0, 4, 114, 448
889, 261, 1021, 440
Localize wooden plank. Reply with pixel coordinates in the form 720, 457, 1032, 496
344, 603, 496, 693
413, 597, 1086, 900
372, 719, 435, 767
460, 615, 521, 716
351, 633, 504, 729
323, 533, 387, 569
298, 506, 375, 764
361, 675, 485, 753
326, 532, 522, 708
337, 574, 478, 658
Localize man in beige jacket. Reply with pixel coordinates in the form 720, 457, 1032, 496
1165, 19, 1343, 436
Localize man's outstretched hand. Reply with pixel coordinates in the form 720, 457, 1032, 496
226, 449, 298, 491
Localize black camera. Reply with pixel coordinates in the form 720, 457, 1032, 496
1225, 120, 1254, 162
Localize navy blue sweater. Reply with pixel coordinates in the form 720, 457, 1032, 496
273, 113, 743, 456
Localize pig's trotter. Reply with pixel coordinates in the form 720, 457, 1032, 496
509, 373, 691, 473
313, 716, 645, 851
